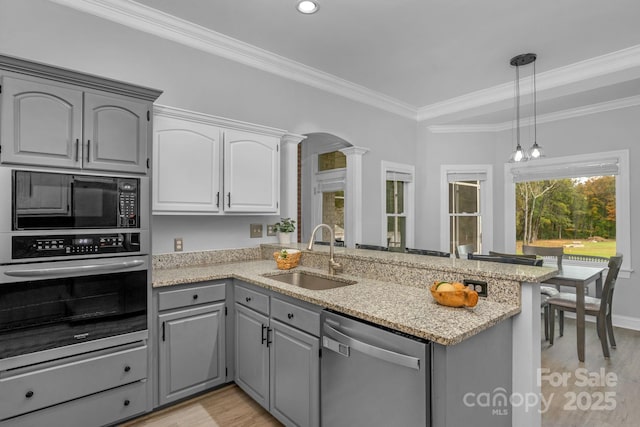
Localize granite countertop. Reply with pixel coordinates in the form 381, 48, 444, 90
153, 259, 523, 346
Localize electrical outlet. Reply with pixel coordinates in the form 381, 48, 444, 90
250, 224, 263, 238
463, 279, 488, 297
174, 237, 183, 252
267, 224, 277, 236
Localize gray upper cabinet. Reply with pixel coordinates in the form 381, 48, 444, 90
1, 75, 83, 169
83, 92, 149, 174
0, 55, 161, 174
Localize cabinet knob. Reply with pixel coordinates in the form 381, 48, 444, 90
246, 296, 252, 303
124, 399, 130, 407
25, 390, 34, 399
193, 294, 199, 300
124, 365, 131, 373
287, 313, 294, 319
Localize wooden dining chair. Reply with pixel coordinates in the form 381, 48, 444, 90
467, 253, 543, 266
522, 245, 565, 340
522, 245, 564, 270
548, 254, 623, 359
355, 243, 388, 251
456, 244, 474, 258
405, 248, 450, 257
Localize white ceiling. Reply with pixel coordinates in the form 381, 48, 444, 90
61, 0, 640, 125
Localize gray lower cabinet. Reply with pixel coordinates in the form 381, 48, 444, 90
234, 282, 320, 427
0, 342, 148, 427
234, 303, 270, 408
270, 318, 319, 427
156, 282, 227, 406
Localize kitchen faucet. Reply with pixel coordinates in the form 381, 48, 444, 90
307, 224, 342, 275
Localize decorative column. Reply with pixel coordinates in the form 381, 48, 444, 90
280, 133, 306, 227
339, 146, 369, 248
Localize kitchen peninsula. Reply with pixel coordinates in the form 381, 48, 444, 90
152, 244, 556, 427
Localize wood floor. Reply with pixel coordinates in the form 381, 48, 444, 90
122, 319, 640, 427
119, 385, 281, 427
540, 318, 640, 427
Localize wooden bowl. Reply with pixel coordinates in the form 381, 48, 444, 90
430, 281, 479, 308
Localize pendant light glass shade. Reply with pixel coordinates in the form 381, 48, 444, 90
510, 143, 527, 162
528, 141, 544, 159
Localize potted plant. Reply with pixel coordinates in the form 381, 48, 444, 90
274, 218, 296, 244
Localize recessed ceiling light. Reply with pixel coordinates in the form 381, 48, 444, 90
297, 0, 319, 14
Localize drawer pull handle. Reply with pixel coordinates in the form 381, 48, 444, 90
25, 391, 34, 399
287, 313, 294, 319
193, 294, 199, 300
246, 296, 252, 303
124, 399, 130, 407
124, 365, 131, 373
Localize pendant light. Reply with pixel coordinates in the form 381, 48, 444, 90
509, 53, 543, 162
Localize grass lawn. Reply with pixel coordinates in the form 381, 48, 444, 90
516, 239, 616, 258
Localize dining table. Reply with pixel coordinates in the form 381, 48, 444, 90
543, 264, 606, 362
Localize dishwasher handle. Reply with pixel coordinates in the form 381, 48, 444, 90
323, 323, 421, 371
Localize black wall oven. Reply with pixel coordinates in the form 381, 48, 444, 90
0, 257, 148, 361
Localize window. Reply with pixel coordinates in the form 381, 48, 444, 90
505, 150, 630, 275
515, 176, 616, 259
441, 166, 493, 256
382, 162, 414, 251
314, 151, 346, 243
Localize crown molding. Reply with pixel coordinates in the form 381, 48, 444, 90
418, 45, 640, 122
427, 95, 640, 133
154, 104, 288, 137
50, 0, 418, 120
51, 0, 640, 124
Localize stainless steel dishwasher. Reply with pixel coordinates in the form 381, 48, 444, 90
321, 310, 430, 427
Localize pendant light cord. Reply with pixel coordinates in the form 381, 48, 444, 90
533, 60, 537, 144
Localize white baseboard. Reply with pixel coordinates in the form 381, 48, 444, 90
560, 312, 640, 331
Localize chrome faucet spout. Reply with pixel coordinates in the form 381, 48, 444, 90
307, 224, 342, 275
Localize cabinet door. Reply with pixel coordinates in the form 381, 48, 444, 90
0, 74, 82, 169
223, 129, 279, 213
153, 116, 222, 213
270, 319, 319, 427
158, 303, 226, 406
234, 303, 270, 410
83, 92, 149, 174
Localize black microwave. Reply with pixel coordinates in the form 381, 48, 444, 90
12, 170, 139, 230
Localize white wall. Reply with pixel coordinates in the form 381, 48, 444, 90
418, 106, 639, 327
0, 0, 417, 254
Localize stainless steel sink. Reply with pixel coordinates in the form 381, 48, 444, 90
264, 271, 356, 290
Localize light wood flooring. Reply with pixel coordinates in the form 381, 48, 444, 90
540, 318, 640, 427
122, 318, 640, 427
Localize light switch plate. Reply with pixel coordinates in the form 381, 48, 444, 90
250, 224, 263, 238
267, 224, 277, 236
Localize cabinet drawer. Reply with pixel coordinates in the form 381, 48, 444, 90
158, 282, 226, 311
271, 297, 320, 337
0, 344, 147, 420
235, 285, 269, 315
1, 380, 147, 427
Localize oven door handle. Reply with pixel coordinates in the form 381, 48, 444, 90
4, 260, 145, 278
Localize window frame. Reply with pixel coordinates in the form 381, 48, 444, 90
440, 164, 493, 255
381, 161, 415, 249
504, 149, 631, 277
